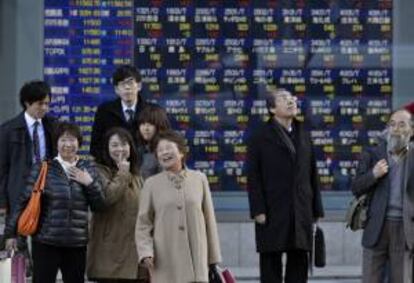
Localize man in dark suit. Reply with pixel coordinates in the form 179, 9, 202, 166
90, 65, 148, 159
0, 80, 56, 249
247, 88, 324, 283
352, 109, 414, 283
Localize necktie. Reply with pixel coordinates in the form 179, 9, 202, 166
33, 121, 41, 163
126, 109, 134, 123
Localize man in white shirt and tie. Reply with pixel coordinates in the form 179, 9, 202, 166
90, 65, 150, 159
0, 80, 56, 250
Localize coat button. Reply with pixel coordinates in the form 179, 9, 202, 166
177, 205, 182, 210
179, 226, 185, 231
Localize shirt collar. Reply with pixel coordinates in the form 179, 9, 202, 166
24, 112, 42, 127
54, 154, 79, 175
121, 100, 137, 113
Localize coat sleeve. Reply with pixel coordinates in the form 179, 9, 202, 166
82, 163, 106, 212
3, 163, 41, 239
0, 125, 9, 208
351, 149, 378, 197
135, 180, 155, 262
201, 173, 222, 264
246, 131, 266, 218
310, 147, 324, 218
90, 106, 105, 160
98, 166, 131, 207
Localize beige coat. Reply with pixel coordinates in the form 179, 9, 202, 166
87, 165, 143, 280
136, 169, 222, 283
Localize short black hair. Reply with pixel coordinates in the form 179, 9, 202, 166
19, 80, 51, 110
154, 130, 188, 163
54, 122, 83, 149
98, 127, 139, 175
112, 65, 141, 86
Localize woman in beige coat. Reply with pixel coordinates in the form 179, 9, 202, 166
87, 127, 147, 283
136, 130, 222, 283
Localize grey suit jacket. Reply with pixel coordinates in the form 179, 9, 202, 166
351, 142, 414, 250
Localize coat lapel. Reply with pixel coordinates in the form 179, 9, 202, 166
109, 98, 126, 121
267, 120, 296, 156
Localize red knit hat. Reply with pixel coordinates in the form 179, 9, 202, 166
404, 102, 414, 114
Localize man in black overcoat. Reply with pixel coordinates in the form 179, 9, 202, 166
90, 65, 148, 159
0, 80, 56, 249
247, 88, 324, 283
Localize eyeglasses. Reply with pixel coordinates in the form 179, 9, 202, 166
116, 78, 137, 89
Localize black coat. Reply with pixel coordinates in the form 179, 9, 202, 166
0, 113, 56, 211
4, 159, 105, 247
90, 97, 148, 159
247, 119, 324, 252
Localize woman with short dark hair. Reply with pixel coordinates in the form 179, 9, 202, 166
4, 121, 105, 283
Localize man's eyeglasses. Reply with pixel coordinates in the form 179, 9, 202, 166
117, 78, 137, 89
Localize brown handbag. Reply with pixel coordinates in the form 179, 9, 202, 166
17, 161, 48, 236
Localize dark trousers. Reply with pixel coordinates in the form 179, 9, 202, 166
32, 241, 86, 283
260, 250, 308, 283
362, 220, 405, 283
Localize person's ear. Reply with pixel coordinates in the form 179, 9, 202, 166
137, 82, 142, 92
268, 107, 276, 116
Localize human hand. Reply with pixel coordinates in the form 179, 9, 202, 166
68, 166, 93, 186
255, 213, 266, 225
116, 153, 130, 173
372, 159, 388, 179
5, 238, 17, 252
141, 257, 154, 270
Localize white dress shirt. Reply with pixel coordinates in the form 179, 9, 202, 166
24, 112, 46, 162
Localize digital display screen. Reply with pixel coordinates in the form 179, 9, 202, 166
44, 0, 392, 191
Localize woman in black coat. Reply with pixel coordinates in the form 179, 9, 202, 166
5, 122, 105, 283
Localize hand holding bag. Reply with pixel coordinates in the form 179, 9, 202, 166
345, 194, 370, 231
17, 162, 48, 236
209, 264, 237, 283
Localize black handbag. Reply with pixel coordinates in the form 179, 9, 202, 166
312, 225, 326, 268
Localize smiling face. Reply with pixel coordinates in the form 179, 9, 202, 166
25, 96, 50, 120
156, 139, 184, 173
57, 132, 79, 162
108, 134, 131, 163
139, 122, 157, 142
114, 77, 141, 106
